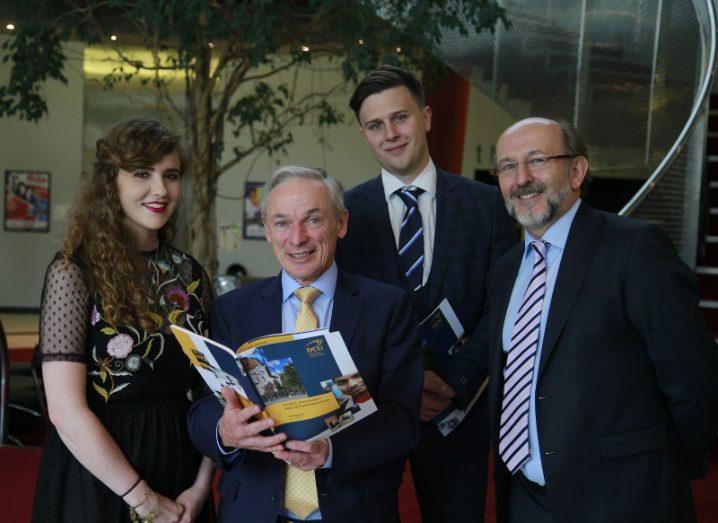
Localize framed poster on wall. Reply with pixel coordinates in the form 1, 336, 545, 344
4, 170, 51, 232
243, 181, 265, 240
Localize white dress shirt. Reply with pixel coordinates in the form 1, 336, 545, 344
381, 159, 437, 285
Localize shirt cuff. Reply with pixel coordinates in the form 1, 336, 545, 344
321, 439, 333, 468
216, 419, 239, 456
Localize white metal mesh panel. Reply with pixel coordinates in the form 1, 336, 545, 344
436, 0, 711, 261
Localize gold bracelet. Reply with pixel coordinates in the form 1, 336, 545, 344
128, 487, 152, 522
139, 494, 161, 522
128, 485, 149, 510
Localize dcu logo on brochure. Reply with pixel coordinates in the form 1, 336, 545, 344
305, 338, 326, 357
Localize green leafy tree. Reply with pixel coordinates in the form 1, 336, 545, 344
280, 362, 303, 392
263, 381, 277, 398
0, 0, 506, 274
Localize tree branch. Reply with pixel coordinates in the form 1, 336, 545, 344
240, 57, 303, 84
217, 81, 346, 176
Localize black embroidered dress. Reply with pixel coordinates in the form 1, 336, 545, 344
32, 244, 213, 522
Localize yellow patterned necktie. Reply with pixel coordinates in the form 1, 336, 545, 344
284, 286, 321, 519
293, 286, 321, 332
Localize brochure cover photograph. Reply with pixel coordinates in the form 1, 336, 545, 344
419, 298, 488, 436
171, 325, 377, 441
420, 297, 466, 368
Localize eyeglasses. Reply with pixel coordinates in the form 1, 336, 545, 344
494, 154, 578, 176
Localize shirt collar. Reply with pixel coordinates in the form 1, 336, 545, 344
281, 262, 338, 303
524, 198, 582, 257
381, 158, 437, 202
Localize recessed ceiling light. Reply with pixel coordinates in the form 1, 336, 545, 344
6, 23, 15, 30
110, 35, 117, 41
300, 45, 310, 53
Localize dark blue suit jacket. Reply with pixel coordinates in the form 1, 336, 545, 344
337, 170, 516, 407
489, 203, 718, 523
187, 270, 422, 523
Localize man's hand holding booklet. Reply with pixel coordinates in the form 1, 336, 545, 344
419, 298, 488, 436
171, 325, 377, 442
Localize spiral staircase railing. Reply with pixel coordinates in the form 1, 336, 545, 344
436, 0, 717, 266
619, 0, 716, 216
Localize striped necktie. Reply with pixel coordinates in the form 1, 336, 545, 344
499, 240, 548, 474
283, 286, 321, 519
396, 187, 425, 292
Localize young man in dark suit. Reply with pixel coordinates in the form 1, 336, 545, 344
489, 117, 718, 522
188, 165, 422, 523
336, 66, 516, 522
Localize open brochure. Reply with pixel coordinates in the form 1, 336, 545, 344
419, 298, 486, 436
171, 325, 377, 441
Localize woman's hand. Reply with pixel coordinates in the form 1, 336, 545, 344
128, 483, 185, 523
146, 493, 185, 523
175, 482, 211, 523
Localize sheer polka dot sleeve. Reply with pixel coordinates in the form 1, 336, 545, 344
39, 255, 92, 363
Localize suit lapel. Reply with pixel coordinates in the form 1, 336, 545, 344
489, 244, 524, 426
257, 275, 283, 336
493, 245, 525, 345
329, 272, 361, 348
425, 171, 459, 309
491, 246, 524, 370
538, 203, 603, 376
363, 176, 404, 285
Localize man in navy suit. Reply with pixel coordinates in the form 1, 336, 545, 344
489, 117, 718, 522
188, 165, 422, 523
336, 66, 516, 522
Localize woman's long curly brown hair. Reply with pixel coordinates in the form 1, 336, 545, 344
63, 117, 187, 330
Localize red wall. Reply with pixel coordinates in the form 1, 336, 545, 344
424, 68, 470, 175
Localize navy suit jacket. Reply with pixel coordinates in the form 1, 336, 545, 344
488, 203, 718, 523
187, 270, 422, 523
336, 170, 516, 407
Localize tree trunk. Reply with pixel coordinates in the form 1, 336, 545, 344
188, 155, 219, 278
186, 87, 219, 276
186, 47, 219, 277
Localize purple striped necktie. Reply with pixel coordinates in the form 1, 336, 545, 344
499, 240, 548, 474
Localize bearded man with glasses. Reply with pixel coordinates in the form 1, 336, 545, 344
487, 117, 718, 523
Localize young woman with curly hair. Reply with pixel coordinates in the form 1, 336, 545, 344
32, 117, 215, 523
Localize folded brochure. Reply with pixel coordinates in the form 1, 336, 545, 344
171, 325, 377, 441
419, 298, 487, 436
419, 298, 466, 368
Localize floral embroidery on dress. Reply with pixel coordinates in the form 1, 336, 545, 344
107, 333, 133, 358
166, 287, 190, 312
90, 305, 101, 326
88, 245, 210, 402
